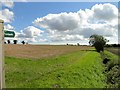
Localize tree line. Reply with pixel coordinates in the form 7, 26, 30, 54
105, 44, 120, 47
4, 40, 27, 45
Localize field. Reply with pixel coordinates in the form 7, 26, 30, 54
4, 44, 119, 88
5, 44, 92, 59
105, 47, 120, 56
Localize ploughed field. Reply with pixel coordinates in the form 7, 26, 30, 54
5, 44, 92, 59
105, 47, 120, 56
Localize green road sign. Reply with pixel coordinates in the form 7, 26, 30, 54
4, 30, 15, 38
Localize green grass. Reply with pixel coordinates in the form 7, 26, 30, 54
5, 50, 107, 88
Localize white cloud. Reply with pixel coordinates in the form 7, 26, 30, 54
0, 0, 14, 23
4, 24, 14, 30
91, 3, 118, 22
78, 23, 118, 38
33, 12, 80, 31
33, 3, 118, 44
17, 26, 43, 38
77, 9, 93, 25
0, 9, 14, 23
24, 38, 37, 43
0, 0, 14, 8
16, 26, 48, 43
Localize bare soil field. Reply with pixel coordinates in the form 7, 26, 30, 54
105, 47, 120, 56
5, 44, 93, 59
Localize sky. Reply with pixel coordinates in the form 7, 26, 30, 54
0, 0, 119, 45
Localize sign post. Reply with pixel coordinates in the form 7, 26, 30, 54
0, 20, 15, 89
0, 20, 5, 89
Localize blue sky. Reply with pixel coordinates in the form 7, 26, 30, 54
1, 1, 119, 44
12, 2, 118, 31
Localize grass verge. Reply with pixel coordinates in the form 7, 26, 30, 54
5, 51, 106, 88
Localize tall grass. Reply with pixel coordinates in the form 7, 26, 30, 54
5, 51, 106, 88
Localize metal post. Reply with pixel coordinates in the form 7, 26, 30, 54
0, 19, 5, 89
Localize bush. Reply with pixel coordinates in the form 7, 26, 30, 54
105, 59, 120, 88
101, 51, 120, 88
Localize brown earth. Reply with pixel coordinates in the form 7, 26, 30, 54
4, 44, 93, 59
105, 47, 120, 56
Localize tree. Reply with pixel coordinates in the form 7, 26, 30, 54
13, 40, 17, 44
77, 43, 80, 46
89, 34, 108, 52
7, 40, 10, 44
21, 41, 25, 45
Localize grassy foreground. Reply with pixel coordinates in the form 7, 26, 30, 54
5, 50, 107, 88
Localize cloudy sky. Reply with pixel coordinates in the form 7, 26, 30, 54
0, 0, 119, 45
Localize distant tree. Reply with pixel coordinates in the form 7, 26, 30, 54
89, 34, 108, 52
13, 40, 17, 44
66, 43, 69, 45
21, 41, 25, 45
7, 40, 10, 44
113, 44, 117, 47
118, 44, 120, 47
77, 43, 80, 46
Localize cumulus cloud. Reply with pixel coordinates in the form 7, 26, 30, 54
17, 26, 43, 38
0, 0, 14, 8
91, 3, 118, 22
33, 12, 80, 31
33, 3, 118, 44
16, 26, 49, 43
0, 9, 14, 23
79, 24, 118, 38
